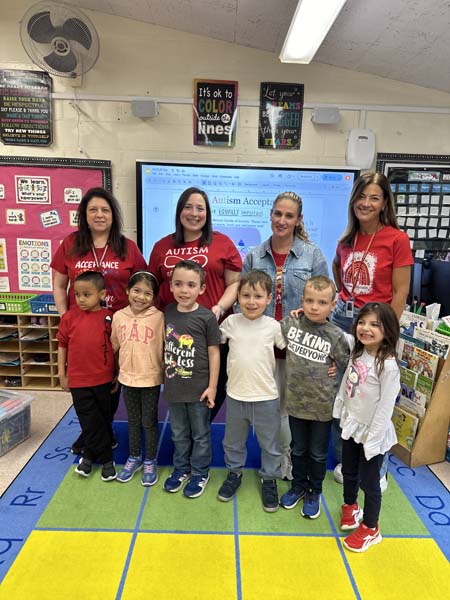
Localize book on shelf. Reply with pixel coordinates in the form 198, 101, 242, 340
397, 383, 427, 418
416, 373, 433, 403
408, 347, 439, 381
392, 405, 420, 451
399, 311, 429, 337
414, 328, 450, 359
399, 365, 418, 388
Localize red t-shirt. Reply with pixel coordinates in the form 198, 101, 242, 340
148, 231, 242, 311
51, 233, 147, 312
57, 306, 114, 388
336, 226, 413, 308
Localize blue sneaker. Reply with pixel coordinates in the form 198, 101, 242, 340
280, 487, 306, 509
183, 474, 210, 498
164, 469, 191, 493
301, 492, 321, 519
141, 459, 158, 487
117, 456, 142, 483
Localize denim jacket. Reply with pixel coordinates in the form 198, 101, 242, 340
242, 236, 329, 318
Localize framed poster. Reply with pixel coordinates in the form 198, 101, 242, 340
0, 156, 112, 293
193, 79, 238, 146
0, 70, 53, 146
258, 82, 304, 149
376, 153, 450, 258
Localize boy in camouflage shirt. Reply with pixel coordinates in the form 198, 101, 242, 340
280, 276, 350, 519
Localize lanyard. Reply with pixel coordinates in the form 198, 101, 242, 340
349, 231, 377, 296
91, 244, 109, 270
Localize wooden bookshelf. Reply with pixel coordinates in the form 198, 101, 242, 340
0, 312, 61, 390
392, 350, 450, 467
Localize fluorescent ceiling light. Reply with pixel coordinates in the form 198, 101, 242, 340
280, 0, 347, 64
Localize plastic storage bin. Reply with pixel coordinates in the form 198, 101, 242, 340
0, 389, 32, 456
30, 294, 57, 314
0, 294, 37, 314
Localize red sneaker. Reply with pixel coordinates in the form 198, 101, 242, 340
343, 523, 382, 553
340, 503, 363, 530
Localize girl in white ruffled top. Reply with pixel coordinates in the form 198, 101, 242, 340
333, 302, 400, 553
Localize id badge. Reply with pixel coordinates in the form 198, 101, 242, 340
345, 299, 354, 319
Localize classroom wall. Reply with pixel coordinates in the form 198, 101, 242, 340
2, 0, 450, 241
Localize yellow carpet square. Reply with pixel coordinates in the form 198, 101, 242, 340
121, 533, 237, 600
1, 530, 132, 600
239, 535, 355, 600
344, 537, 450, 600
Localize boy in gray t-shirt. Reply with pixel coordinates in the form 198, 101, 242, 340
280, 276, 350, 519
163, 260, 221, 499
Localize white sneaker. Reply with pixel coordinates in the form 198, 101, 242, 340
380, 474, 388, 494
333, 463, 344, 484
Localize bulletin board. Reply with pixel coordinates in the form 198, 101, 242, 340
376, 153, 450, 258
0, 156, 112, 293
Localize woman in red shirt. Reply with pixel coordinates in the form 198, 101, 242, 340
51, 187, 147, 453
148, 187, 242, 419
331, 172, 413, 486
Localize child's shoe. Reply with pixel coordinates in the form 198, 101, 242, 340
261, 478, 279, 512
75, 457, 92, 477
101, 461, 117, 482
164, 469, 191, 493
343, 523, 382, 552
301, 492, 321, 519
183, 474, 210, 498
117, 456, 143, 483
280, 487, 306, 509
333, 463, 344, 484
141, 459, 158, 487
340, 503, 363, 530
217, 471, 242, 502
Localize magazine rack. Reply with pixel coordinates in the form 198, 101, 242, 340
392, 351, 450, 467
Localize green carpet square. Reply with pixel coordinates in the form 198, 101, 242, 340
236, 471, 333, 534
37, 464, 144, 530
139, 467, 234, 532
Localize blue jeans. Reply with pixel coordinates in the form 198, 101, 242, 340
331, 298, 388, 479
289, 416, 331, 494
168, 401, 211, 477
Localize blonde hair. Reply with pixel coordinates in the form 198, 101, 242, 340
272, 191, 309, 241
303, 275, 336, 300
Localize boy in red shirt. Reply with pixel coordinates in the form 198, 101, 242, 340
57, 271, 116, 481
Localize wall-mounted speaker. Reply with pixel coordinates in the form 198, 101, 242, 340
346, 129, 375, 169
311, 106, 340, 124
131, 99, 159, 118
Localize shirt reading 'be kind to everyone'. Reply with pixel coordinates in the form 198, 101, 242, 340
164, 303, 221, 403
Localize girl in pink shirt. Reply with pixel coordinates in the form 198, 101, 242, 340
111, 271, 164, 486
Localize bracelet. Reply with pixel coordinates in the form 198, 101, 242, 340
214, 303, 225, 317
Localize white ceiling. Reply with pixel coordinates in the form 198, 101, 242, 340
64, 0, 450, 94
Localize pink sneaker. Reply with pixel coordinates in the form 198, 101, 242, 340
343, 523, 382, 552
340, 503, 363, 530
